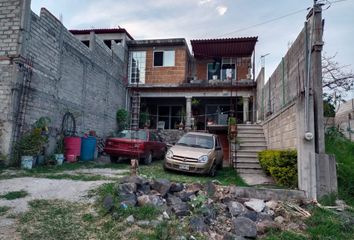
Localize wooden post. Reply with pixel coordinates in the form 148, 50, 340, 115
130, 159, 139, 176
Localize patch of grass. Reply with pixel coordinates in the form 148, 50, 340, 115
0, 190, 28, 200
115, 205, 160, 221
0, 206, 11, 216
139, 161, 247, 186
264, 230, 307, 240
19, 200, 91, 240
43, 173, 108, 181
325, 134, 354, 206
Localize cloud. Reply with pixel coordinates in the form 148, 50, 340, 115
199, 0, 212, 5
216, 5, 228, 16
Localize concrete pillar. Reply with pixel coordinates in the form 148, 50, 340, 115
186, 97, 192, 130
243, 96, 249, 123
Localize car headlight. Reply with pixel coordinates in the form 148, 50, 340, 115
198, 155, 209, 163
166, 150, 173, 158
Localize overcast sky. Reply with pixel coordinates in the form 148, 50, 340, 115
31, 0, 354, 85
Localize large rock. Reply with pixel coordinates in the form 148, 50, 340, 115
186, 183, 203, 193
137, 194, 165, 207
120, 175, 148, 185
166, 193, 189, 216
170, 183, 184, 192
151, 179, 171, 196
244, 199, 266, 213
241, 210, 258, 222
103, 195, 114, 212
228, 201, 247, 217
257, 212, 273, 222
233, 216, 257, 238
118, 182, 137, 194
204, 181, 217, 198
189, 216, 208, 232
174, 191, 195, 202
256, 220, 279, 234
265, 200, 278, 210
120, 193, 137, 206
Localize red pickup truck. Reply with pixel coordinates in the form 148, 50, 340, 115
104, 129, 167, 165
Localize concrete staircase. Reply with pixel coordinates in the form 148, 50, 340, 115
236, 124, 267, 174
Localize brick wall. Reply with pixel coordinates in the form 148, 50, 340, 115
262, 103, 297, 149
195, 58, 249, 80
0, 1, 127, 158
145, 47, 187, 84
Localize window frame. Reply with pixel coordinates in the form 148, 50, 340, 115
129, 51, 146, 84
153, 50, 175, 67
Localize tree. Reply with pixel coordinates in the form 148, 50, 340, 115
322, 54, 354, 105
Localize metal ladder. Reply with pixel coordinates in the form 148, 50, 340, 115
130, 91, 140, 130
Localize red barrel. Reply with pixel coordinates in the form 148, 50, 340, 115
64, 137, 81, 163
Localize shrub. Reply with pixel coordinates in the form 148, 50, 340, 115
116, 109, 129, 131
258, 149, 297, 188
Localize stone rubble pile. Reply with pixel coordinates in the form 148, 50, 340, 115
104, 175, 308, 239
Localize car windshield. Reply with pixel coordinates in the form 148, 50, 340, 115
116, 130, 147, 140
176, 134, 214, 149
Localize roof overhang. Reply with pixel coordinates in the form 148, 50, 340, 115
191, 37, 258, 58
127, 38, 187, 48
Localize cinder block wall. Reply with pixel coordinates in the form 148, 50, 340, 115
0, 0, 127, 158
257, 24, 307, 150
262, 103, 297, 149
0, 0, 29, 155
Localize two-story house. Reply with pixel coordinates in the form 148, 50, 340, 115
127, 37, 257, 164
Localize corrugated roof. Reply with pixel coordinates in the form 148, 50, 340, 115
191, 37, 258, 58
69, 28, 134, 40
127, 38, 187, 47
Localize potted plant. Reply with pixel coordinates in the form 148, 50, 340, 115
54, 134, 65, 165
116, 108, 129, 131
16, 128, 47, 169
33, 117, 51, 166
228, 116, 237, 133
140, 110, 150, 128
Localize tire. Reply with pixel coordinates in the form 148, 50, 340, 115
217, 159, 223, 170
143, 152, 152, 165
110, 155, 118, 163
209, 162, 217, 177
160, 148, 167, 160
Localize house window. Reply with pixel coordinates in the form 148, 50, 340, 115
129, 51, 146, 84
221, 58, 236, 80
207, 62, 221, 80
153, 50, 175, 67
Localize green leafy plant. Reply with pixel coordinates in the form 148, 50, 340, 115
32, 117, 51, 130
54, 134, 64, 154
191, 98, 200, 106
15, 128, 48, 157
116, 109, 129, 131
139, 110, 150, 127
258, 149, 297, 187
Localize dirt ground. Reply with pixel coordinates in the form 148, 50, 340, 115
0, 168, 128, 240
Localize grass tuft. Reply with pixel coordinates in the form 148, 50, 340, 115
0, 190, 28, 200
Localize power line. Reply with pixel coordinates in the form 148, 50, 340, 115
215, 0, 352, 38
216, 8, 309, 38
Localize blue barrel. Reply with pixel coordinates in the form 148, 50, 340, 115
80, 136, 97, 161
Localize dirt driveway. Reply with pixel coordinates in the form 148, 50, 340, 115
0, 168, 128, 240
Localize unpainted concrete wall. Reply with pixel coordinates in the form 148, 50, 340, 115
0, 1, 127, 158
262, 103, 297, 149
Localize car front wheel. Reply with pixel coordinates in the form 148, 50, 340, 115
209, 162, 217, 177
110, 155, 118, 163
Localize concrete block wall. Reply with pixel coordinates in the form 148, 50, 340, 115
23, 8, 127, 137
0, 1, 127, 158
262, 103, 297, 149
0, 0, 29, 155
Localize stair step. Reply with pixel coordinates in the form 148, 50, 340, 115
240, 142, 267, 147
236, 168, 265, 174
237, 133, 266, 138
237, 125, 263, 129
240, 145, 267, 151
236, 157, 259, 163
236, 153, 258, 158
238, 130, 264, 134
236, 163, 262, 169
